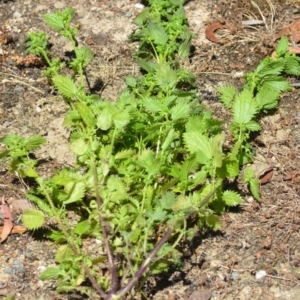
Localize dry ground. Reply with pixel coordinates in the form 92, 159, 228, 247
1, 0, 300, 299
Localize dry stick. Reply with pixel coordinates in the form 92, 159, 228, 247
93, 165, 119, 295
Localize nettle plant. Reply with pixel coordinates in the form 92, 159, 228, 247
1, 0, 299, 298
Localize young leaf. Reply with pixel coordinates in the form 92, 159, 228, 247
76, 103, 96, 128
255, 85, 279, 110
275, 35, 289, 58
218, 85, 237, 108
184, 132, 213, 159
40, 267, 62, 280
24, 135, 46, 151
43, 13, 65, 31
244, 121, 261, 132
222, 190, 243, 206
170, 100, 190, 120
205, 214, 222, 230
22, 209, 45, 230
148, 22, 168, 45
233, 89, 257, 124
53, 75, 79, 99
64, 181, 85, 204
70, 138, 88, 156
249, 178, 261, 201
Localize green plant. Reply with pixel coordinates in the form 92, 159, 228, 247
0, 1, 299, 299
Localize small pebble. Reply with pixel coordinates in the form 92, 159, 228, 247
13, 11, 22, 18
13, 259, 20, 265
134, 3, 145, 9
125, 11, 132, 18
14, 86, 23, 92
231, 271, 239, 281
17, 266, 24, 273
11, 252, 18, 258
6, 267, 15, 275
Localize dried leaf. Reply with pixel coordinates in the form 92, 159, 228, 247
275, 19, 300, 42
205, 21, 230, 43
1, 196, 13, 243
0, 225, 27, 235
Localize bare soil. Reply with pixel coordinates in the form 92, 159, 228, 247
1, 0, 300, 299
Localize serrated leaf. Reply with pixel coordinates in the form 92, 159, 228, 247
255, 85, 279, 111
53, 75, 79, 99
225, 160, 239, 178
125, 75, 137, 87
178, 29, 192, 57
26, 194, 52, 215
159, 192, 177, 210
43, 13, 65, 31
212, 133, 224, 168
184, 132, 213, 160
70, 138, 88, 156
243, 166, 255, 183
261, 76, 291, 93
161, 128, 177, 151
114, 110, 130, 129
205, 214, 222, 230
170, 100, 190, 120
250, 178, 261, 201
222, 190, 243, 206
24, 135, 46, 151
64, 181, 85, 204
172, 194, 190, 211
275, 35, 289, 57
155, 64, 178, 89
96, 106, 114, 130
55, 245, 74, 263
245, 121, 261, 131
115, 149, 135, 159
218, 85, 237, 108
148, 22, 168, 45
74, 220, 90, 236
40, 267, 61, 280
147, 210, 167, 221
22, 209, 45, 230
233, 89, 257, 124
76, 102, 96, 128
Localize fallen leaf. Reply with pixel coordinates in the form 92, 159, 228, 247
1, 196, 13, 243
188, 290, 213, 300
0, 225, 27, 235
259, 167, 273, 184
271, 46, 300, 59
284, 170, 300, 183
205, 21, 230, 43
275, 18, 300, 42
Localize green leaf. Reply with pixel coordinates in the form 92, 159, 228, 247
155, 64, 178, 89
64, 181, 85, 204
43, 13, 65, 31
222, 190, 243, 206
24, 135, 46, 151
250, 178, 261, 201
22, 209, 45, 230
172, 194, 190, 211
245, 121, 261, 131
225, 160, 239, 178
114, 110, 131, 129
53, 75, 79, 99
218, 85, 237, 108
96, 106, 114, 130
70, 138, 88, 156
170, 100, 190, 120
212, 133, 224, 168
40, 267, 62, 280
148, 22, 168, 45
77, 102, 96, 128
55, 245, 74, 263
275, 35, 289, 57
243, 166, 255, 183
261, 75, 291, 92
205, 214, 222, 230
159, 192, 177, 210
125, 75, 137, 87
184, 132, 213, 159
255, 85, 279, 110
115, 149, 135, 159
233, 89, 257, 124
74, 220, 90, 236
